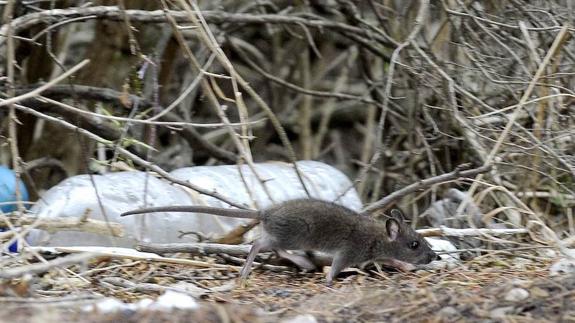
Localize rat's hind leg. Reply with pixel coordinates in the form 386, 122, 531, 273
276, 249, 317, 271
240, 238, 272, 280
326, 252, 355, 286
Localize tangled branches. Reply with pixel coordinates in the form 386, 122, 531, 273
0, 0, 573, 232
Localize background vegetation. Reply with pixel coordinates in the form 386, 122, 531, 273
1, 0, 574, 235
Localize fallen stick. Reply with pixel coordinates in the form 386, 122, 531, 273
417, 226, 528, 237
137, 242, 251, 256
100, 277, 213, 297
138, 242, 333, 268
0, 215, 124, 237
217, 253, 292, 273
0, 252, 95, 279
26, 246, 238, 271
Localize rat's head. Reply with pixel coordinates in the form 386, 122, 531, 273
378, 209, 437, 265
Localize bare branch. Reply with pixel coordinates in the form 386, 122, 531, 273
363, 164, 493, 213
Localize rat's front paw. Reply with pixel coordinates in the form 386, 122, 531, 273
381, 259, 416, 272
325, 278, 333, 287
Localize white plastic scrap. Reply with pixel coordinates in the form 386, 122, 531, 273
420, 237, 459, 270
151, 290, 199, 310
281, 314, 318, 323
550, 258, 575, 276
86, 298, 127, 313
84, 290, 198, 313
425, 237, 459, 262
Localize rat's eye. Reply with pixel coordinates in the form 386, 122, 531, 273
409, 241, 419, 249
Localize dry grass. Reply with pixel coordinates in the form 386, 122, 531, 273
1, 249, 572, 322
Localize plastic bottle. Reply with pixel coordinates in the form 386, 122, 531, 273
28, 161, 362, 247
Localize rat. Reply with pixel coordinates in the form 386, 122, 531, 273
121, 198, 437, 285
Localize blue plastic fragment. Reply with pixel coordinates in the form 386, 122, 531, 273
0, 165, 29, 252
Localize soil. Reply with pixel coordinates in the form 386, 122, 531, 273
1, 250, 573, 323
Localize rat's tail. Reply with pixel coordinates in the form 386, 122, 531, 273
121, 205, 259, 219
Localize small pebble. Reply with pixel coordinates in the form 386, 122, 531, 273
504, 288, 529, 302
510, 279, 530, 288
490, 306, 515, 318
530, 287, 549, 298
438, 306, 459, 319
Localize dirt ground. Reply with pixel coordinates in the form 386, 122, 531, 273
1, 250, 573, 323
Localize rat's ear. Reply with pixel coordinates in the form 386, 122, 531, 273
385, 218, 400, 241
390, 209, 405, 222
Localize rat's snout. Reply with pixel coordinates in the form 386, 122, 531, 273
414, 251, 438, 265
424, 251, 438, 264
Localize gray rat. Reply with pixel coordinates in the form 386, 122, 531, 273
121, 198, 437, 285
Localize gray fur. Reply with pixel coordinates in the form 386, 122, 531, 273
122, 198, 437, 285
